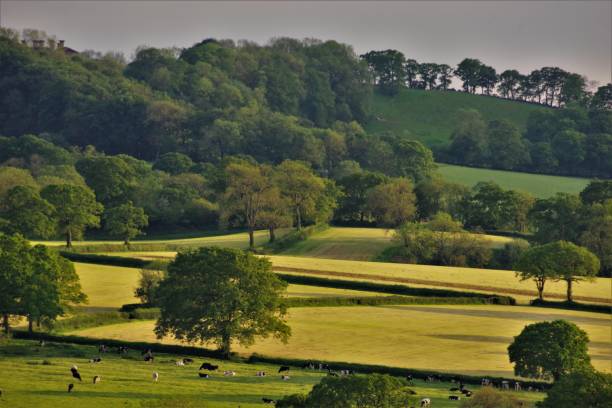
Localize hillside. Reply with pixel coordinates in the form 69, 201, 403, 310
366, 88, 547, 148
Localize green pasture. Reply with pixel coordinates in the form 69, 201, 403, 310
69, 304, 611, 377
365, 88, 546, 148
437, 164, 591, 198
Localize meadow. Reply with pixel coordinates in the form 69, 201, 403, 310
365, 88, 545, 148
69, 304, 611, 377
437, 164, 591, 198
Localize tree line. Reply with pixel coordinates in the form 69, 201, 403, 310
361, 49, 610, 110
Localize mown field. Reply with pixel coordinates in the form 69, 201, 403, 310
0, 340, 545, 408
279, 227, 514, 261
69, 304, 611, 377
437, 164, 591, 198
365, 88, 546, 148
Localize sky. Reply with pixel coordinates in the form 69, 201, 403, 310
1, 0, 611, 86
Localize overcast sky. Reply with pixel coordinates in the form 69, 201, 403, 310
1, 1, 610, 85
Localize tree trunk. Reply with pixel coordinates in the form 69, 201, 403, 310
124, 236, 130, 246
28, 316, 33, 333
66, 228, 72, 248
536, 279, 545, 301
221, 333, 231, 360
2, 314, 9, 334
566, 279, 573, 302
296, 206, 302, 231
248, 229, 255, 249
268, 227, 276, 243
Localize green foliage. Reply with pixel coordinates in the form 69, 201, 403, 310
152, 152, 194, 175
537, 369, 612, 408
0, 185, 56, 238
135, 268, 165, 305
0, 166, 38, 200
508, 320, 591, 381
460, 387, 523, 408
59, 251, 150, 268
75, 155, 137, 205
303, 373, 416, 408
366, 178, 416, 227
154, 247, 290, 358
103, 201, 149, 244
41, 184, 103, 247
285, 295, 512, 308
51, 311, 128, 332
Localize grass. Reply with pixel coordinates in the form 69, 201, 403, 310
0, 339, 544, 408
365, 88, 547, 149
437, 164, 591, 198
277, 227, 514, 261
267, 256, 612, 304
68, 304, 611, 378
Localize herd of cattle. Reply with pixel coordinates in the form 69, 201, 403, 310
42, 342, 541, 406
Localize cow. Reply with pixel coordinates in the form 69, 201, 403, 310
281, 375, 290, 381
262, 398, 276, 404
514, 382, 522, 391
502, 380, 510, 390
420, 398, 431, 407
70, 366, 82, 382
199, 362, 219, 371
223, 370, 236, 376
175, 360, 185, 366
89, 357, 102, 363
152, 372, 159, 382
198, 373, 210, 378
93, 376, 101, 384
256, 371, 266, 377
278, 366, 290, 373
481, 378, 491, 386
183, 358, 194, 364
449, 395, 460, 401
460, 389, 472, 395
67, 384, 74, 393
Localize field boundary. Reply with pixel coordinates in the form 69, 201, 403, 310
11, 330, 550, 388
274, 267, 611, 304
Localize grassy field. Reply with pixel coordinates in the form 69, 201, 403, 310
268, 256, 612, 304
69, 304, 611, 377
279, 227, 514, 261
437, 164, 591, 198
0, 340, 545, 408
32, 230, 278, 249
365, 88, 546, 148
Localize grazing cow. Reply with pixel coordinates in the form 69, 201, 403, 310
118, 346, 129, 354
460, 389, 472, 395
262, 398, 276, 404
256, 371, 266, 377
281, 375, 290, 381
278, 366, 290, 373
67, 384, 74, 393
449, 395, 460, 401
514, 382, 522, 391
98, 344, 108, 353
183, 358, 194, 364
502, 380, 510, 390
481, 378, 491, 386
426, 375, 435, 382
198, 373, 210, 378
89, 357, 102, 363
463, 391, 472, 397
223, 370, 236, 376
420, 398, 431, 407
199, 362, 219, 371
175, 360, 185, 366
93, 376, 101, 385
152, 372, 159, 382
70, 366, 82, 382
39, 340, 46, 347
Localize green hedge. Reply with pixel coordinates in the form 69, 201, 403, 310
59, 251, 149, 268
277, 273, 516, 304
285, 295, 511, 308
51, 312, 129, 332
261, 224, 328, 253
530, 299, 611, 315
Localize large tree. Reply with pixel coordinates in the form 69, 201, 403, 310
275, 160, 326, 230
538, 369, 612, 408
366, 177, 416, 227
75, 155, 137, 205
508, 320, 591, 381
361, 49, 406, 95
41, 184, 103, 247
529, 193, 583, 243
514, 244, 561, 301
103, 201, 149, 245
0, 185, 56, 238
546, 241, 599, 302
154, 247, 290, 358
448, 109, 488, 165
0, 233, 32, 333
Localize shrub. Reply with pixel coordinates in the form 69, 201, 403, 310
460, 387, 523, 408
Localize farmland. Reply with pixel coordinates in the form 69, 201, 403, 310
437, 164, 591, 198
69, 304, 611, 377
365, 88, 546, 148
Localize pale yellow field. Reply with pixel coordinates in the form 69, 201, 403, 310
280, 227, 514, 260
70, 304, 612, 377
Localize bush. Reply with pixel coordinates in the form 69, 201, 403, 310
460, 387, 523, 408
537, 369, 612, 408
135, 268, 165, 304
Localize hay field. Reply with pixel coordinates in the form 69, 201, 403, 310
69, 304, 611, 377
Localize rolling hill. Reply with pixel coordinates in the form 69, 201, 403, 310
365, 88, 547, 149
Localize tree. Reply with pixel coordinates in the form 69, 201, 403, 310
508, 320, 591, 381
366, 178, 416, 227
298, 374, 415, 408
154, 247, 290, 358
103, 201, 149, 245
41, 184, 103, 247
0, 186, 56, 238
0, 233, 32, 333
498, 70, 523, 99
514, 244, 562, 300
275, 160, 326, 230
361, 49, 406, 95
537, 369, 612, 408
449, 110, 488, 165
75, 156, 136, 205
546, 241, 599, 302
135, 266, 165, 305
579, 201, 612, 276
153, 152, 194, 175
560, 73, 587, 106
336, 171, 387, 223
579, 180, 612, 205
529, 193, 583, 243
387, 138, 435, 182
221, 162, 274, 248
486, 120, 530, 170
455, 58, 483, 93
459, 387, 523, 408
